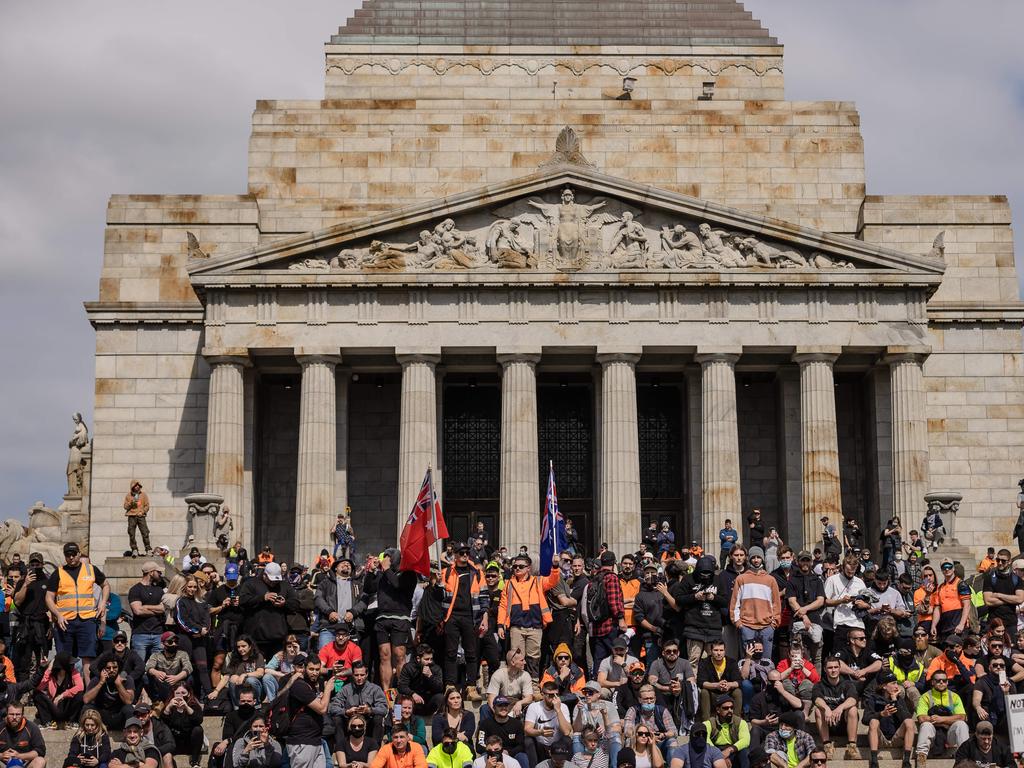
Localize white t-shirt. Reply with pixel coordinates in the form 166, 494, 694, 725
473, 756, 520, 768
824, 572, 866, 629
526, 701, 571, 747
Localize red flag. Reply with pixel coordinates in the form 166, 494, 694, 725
399, 468, 447, 576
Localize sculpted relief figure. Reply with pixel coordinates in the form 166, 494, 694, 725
485, 218, 535, 269
697, 223, 746, 267
66, 413, 89, 497
605, 212, 650, 269
660, 225, 713, 268
527, 187, 618, 270
429, 218, 484, 269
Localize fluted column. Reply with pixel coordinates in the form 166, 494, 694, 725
295, 351, 341, 566
794, 348, 842, 551
498, 352, 541, 555
203, 350, 249, 546
885, 348, 930, 522
696, 350, 742, 549
397, 353, 441, 534
597, 351, 642, 558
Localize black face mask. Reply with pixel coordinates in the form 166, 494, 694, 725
238, 704, 255, 718
442, 743, 457, 755
752, 651, 764, 660
350, 728, 365, 737
690, 734, 708, 751
896, 654, 914, 669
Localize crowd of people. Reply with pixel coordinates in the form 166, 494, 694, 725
1, 503, 1021, 768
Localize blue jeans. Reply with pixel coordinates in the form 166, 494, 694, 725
131, 632, 162, 663
643, 638, 661, 672
590, 633, 620, 678
318, 629, 336, 651
739, 626, 774, 660
740, 679, 755, 714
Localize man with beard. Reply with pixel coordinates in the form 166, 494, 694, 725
398, 645, 446, 717
730, 548, 781, 661
982, 548, 1023, 639
786, 552, 825, 666
45, 542, 110, 684
678, 556, 727, 667
315, 558, 363, 650
886, 638, 926, 707
83, 658, 135, 730
372, 549, 419, 691
239, 562, 299, 661
824, 555, 869, 649
717, 547, 747, 659
127, 561, 166, 663
618, 555, 642, 657
748, 670, 804, 750
439, 545, 487, 700
568, 556, 590, 663
328, 660, 388, 742
208, 562, 245, 684
0, 702, 46, 768
811, 658, 858, 760
91, 632, 145, 696
285, 656, 336, 768
209, 684, 259, 768
633, 563, 666, 670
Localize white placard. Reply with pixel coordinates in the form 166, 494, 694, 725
1006, 693, 1024, 754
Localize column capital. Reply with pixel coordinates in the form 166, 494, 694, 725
295, 348, 341, 367
396, 351, 441, 367
695, 346, 741, 365
596, 350, 641, 366
882, 345, 931, 365
202, 348, 251, 367
497, 349, 542, 366
792, 346, 841, 365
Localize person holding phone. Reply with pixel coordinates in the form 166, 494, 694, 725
971, 655, 1015, 735
232, 716, 282, 768
473, 735, 519, 768
866, 672, 915, 768
64, 709, 111, 768
159, 684, 204, 768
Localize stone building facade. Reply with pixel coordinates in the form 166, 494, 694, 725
85, 1, 1023, 566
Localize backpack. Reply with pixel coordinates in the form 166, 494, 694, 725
586, 573, 610, 625
267, 689, 300, 739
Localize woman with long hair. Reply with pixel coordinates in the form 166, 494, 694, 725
33, 652, 84, 728
174, 576, 212, 696
209, 635, 267, 705
161, 574, 187, 631
159, 683, 205, 768
63, 709, 111, 768
335, 713, 378, 768
629, 723, 665, 768
913, 565, 938, 636
263, 635, 304, 701
232, 715, 282, 768
870, 615, 900, 658
430, 687, 476, 752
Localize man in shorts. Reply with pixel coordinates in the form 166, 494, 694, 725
373, 549, 418, 690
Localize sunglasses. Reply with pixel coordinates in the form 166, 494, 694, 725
556, 655, 570, 661
933, 678, 948, 684
513, 564, 527, 570
636, 732, 651, 738
812, 760, 827, 765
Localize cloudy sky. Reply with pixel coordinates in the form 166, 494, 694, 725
1, 1, 1022, 521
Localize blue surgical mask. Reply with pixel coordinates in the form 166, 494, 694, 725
779, 560, 793, 570
641, 703, 656, 713
779, 730, 793, 740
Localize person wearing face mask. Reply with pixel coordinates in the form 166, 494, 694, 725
209, 685, 260, 768
473, 734, 519, 768
763, 712, 815, 768
678, 557, 726, 668
143, 632, 192, 703
426, 727, 474, 768
128, 562, 167, 663
738, 641, 774, 715
569, 725, 609, 768
633, 564, 666, 670
669, 724, 728, 768
865, 672, 915, 768
748, 671, 804, 751
623, 685, 676, 762
336, 713, 378, 768
786, 552, 825, 667
887, 638, 926, 707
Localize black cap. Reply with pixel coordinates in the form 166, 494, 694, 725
715, 693, 734, 707
600, 551, 616, 566
63, 542, 80, 556
617, 749, 637, 768
549, 740, 573, 758
455, 544, 471, 554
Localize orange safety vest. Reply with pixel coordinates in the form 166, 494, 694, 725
440, 563, 485, 622
498, 572, 559, 628
55, 563, 98, 620
620, 576, 641, 627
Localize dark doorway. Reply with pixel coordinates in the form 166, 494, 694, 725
538, 382, 594, 554
442, 383, 501, 546
638, 382, 686, 544
836, 373, 872, 533
254, 374, 300, 561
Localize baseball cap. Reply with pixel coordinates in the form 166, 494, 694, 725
225, 563, 239, 580
977, 721, 994, 735
141, 560, 163, 574
493, 696, 511, 707
549, 741, 573, 758
124, 718, 144, 730
643, 562, 659, 571
600, 551, 617, 566
940, 557, 954, 569
945, 634, 964, 647
797, 551, 813, 561
583, 681, 602, 693
63, 542, 80, 556
160, 631, 176, 644
612, 636, 628, 650
113, 631, 128, 642
28, 552, 43, 564
134, 702, 152, 713
628, 661, 646, 674
264, 562, 283, 581
877, 670, 897, 685
617, 749, 637, 768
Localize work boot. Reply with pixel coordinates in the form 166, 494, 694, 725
844, 745, 861, 760
916, 755, 927, 768
465, 685, 483, 703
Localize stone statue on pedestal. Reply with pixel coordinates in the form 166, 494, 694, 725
66, 413, 89, 497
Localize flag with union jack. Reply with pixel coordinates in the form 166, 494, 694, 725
539, 461, 565, 576
399, 467, 449, 576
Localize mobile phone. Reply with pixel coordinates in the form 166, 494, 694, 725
393, 703, 402, 721
1000, 670, 1008, 686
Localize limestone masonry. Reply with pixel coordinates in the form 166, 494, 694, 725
85, 1, 1023, 566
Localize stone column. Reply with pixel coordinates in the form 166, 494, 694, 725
397, 352, 441, 534
203, 349, 249, 545
793, 348, 842, 551
696, 350, 742, 549
597, 351, 642, 558
885, 348, 930, 522
498, 351, 541, 555
295, 351, 341, 566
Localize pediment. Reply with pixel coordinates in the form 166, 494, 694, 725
189, 166, 945, 282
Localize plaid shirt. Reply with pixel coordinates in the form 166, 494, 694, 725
764, 729, 816, 766
591, 569, 625, 638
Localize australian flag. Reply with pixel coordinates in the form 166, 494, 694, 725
539, 461, 566, 577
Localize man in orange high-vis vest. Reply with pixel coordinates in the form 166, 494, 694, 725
439, 544, 488, 701
497, 553, 560, 679
45, 541, 110, 683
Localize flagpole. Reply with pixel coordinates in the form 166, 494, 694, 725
549, 459, 560, 557
428, 465, 443, 569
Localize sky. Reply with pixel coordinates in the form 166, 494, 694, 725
1, 1, 1022, 522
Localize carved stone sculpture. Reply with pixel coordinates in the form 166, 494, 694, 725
429, 219, 483, 270
660, 225, 712, 268
362, 240, 410, 271
66, 413, 89, 497
538, 126, 597, 171
527, 188, 618, 270
288, 257, 331, 272
605, 212, 650, 269
737, 237, 810, 268
186, 232, 209, 259
486, 219, 535, 269
0, 503, 74, 567
698, 223, 746, 267
185, 492, 225, 549
928, 231, 946, 261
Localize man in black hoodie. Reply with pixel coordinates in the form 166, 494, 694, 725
633, 563, 666, 670
679, 556, 727, 668
239, 562, 300, 661
372, 548, 419, 690
717, 546, 747, 659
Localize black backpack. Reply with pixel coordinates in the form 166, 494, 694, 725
267, 690, 300, 740
586, 574, 610, 624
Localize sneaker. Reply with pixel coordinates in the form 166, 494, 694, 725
131, 550, 139, 558
916, 755, 927, 768
823, 743, 835, 760
844, 745, 862, 760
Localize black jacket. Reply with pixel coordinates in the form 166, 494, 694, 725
64, 733, 111, 768
239, 578, 300, 644
373, 566, 419, 619
397, 662, 445, 699
314, 575, 364, 629
678, 558, 727, 640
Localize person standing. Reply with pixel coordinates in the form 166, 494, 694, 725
824, 555, 869, 649
719, 521, 739, 569
729, 547, 781, 660
929, 559, 971, 641
820, 518, 841, 561
123, 480, 152, 557
585, 552, 628, 678
439, 545, 487, 701
10, 553, 50, 681
127, 561, 166, 663
284, 656, 336, 768
497, 554, 561, 679
45, 542, 109, 684
239, 562, 299, 661
747, 510, 766, 551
